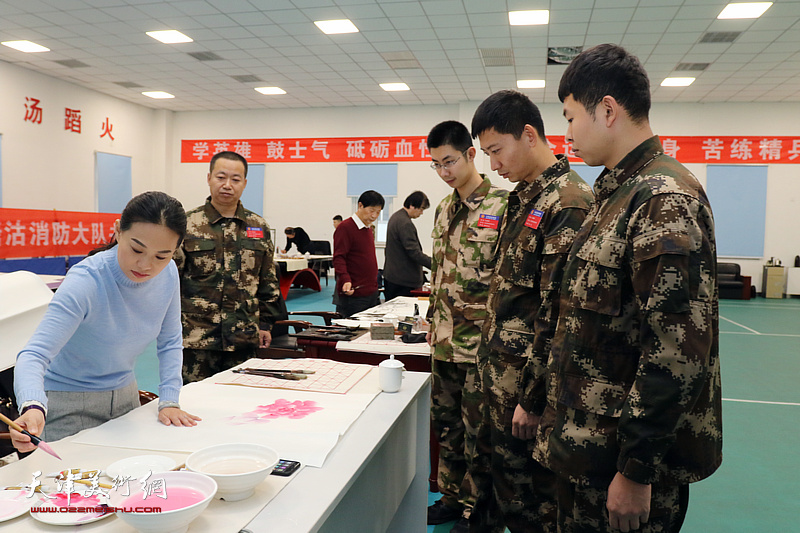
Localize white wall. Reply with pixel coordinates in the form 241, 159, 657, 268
1, 60, 799, 288
0, 60, 167, 211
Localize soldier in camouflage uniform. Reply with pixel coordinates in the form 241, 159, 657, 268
426, 120, 508, 533
534, 44, 722, 532
469, 91, 593, 533
175, 151, 281, 383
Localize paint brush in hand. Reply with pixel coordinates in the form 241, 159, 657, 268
0, 411, 62, 460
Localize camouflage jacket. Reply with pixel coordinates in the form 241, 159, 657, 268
481, 156, 593, 410
174, 198, 280, 351
536, 137, 722, 486
429, 176, 508, 363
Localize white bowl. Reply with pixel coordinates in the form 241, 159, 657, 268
111, 471, 217, 533
186, 443, 279, 502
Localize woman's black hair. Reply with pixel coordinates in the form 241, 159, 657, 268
89, 191, 187, 255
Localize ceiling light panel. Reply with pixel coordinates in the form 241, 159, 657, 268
661, 77, 696, 87
2, 40, 50, 52
718, 2, 772, 19
517, 79, 546, 89
314, 19, 359, 35
509, 10, 550, 26
142, 91, 175, 99
255, 87, 286, 95
380, 82, 410, 91
146, 30, 193, 44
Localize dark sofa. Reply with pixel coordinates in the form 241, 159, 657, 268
718, 262, 752, 299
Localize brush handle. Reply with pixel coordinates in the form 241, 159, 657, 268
0, 410, 43, 444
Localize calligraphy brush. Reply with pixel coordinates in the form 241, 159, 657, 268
0, 411, 62, 460
240, 367, 315, 374
233, 369, 307, 380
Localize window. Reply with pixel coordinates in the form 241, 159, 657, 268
95, 152, 131, 213
706, 165, 767, 258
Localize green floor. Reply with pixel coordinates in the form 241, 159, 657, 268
135, 289, 800, 532
681, 297, 800, 532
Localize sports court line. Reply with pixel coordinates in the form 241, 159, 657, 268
722, 302, 800, 310
719, 315, 761, 334
723, 398, 800, 407
720, 331, 800, 338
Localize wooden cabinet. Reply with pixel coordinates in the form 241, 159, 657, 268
762, 266, 786, 298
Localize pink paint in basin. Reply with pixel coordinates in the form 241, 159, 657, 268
120, 486, 206, 512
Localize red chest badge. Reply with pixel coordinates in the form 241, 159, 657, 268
525, 209, 544, 229
477, 214, 500, 230
246, 227, 264, 238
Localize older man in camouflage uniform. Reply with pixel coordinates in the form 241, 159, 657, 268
426, 120, 508, 533
175, 151, 281, 383
535, 44, 722, 533
469, 91, 593, 533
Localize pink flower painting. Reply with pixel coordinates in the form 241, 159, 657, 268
226, 399, 323, 425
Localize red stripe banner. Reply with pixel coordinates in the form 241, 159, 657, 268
0, 208, 118, 259
182, 135, 800, 165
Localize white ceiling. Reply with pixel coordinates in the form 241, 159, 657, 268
1, 0, 799, 111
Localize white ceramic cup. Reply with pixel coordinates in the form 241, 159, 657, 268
379, 355, 405, 393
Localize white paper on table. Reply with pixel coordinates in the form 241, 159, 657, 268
216, 358, 373, 394
336, 331, 431, 356
73, 372, 380, 468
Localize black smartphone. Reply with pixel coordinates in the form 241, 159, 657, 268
271, 459, 301, 477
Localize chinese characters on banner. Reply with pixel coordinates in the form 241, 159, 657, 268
0, 208, 119, 259
183, 135, 800, 165
23, 97, 115, 138
548, 135, 800, 164
181, 136, 431, 163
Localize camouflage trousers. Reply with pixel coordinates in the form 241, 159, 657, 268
182, 347, 257, 383
556, 477, 689, 533
431, 359, 483, 515
470, 352, 556, 533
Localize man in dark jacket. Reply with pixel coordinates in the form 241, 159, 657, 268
282, 227, 311, 254
382, 191, 431, 301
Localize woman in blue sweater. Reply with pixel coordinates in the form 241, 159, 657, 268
12, 191, 201, 453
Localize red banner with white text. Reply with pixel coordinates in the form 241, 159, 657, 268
182, 135, 800, 165
0, 208, 118, 259
181, 136, 431, 163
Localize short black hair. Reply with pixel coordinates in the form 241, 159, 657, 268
404, 191, 430, 210
471, 90, 546, 141
358, 190, 385, 209
427, 121, 474, 153
284, 227, 295, 235
333, 215, 343, 221
558, 43, 651, 123
209, 151, 248, 177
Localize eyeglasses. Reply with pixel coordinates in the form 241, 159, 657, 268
430, 155, 462, 172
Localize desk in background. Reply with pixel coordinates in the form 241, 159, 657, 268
274, 255, 332, 299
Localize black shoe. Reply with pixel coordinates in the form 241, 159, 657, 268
428, 500, 463, 525
450, 517, 469, 533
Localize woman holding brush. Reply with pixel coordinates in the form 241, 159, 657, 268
11, 191, 201, 454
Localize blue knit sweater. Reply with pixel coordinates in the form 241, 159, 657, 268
15, 248, 183, 408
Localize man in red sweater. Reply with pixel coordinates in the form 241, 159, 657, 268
333, 190, 384, 317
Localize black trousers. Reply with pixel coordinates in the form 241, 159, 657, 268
336, 291, 380, 318
383, 279, 415, 302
